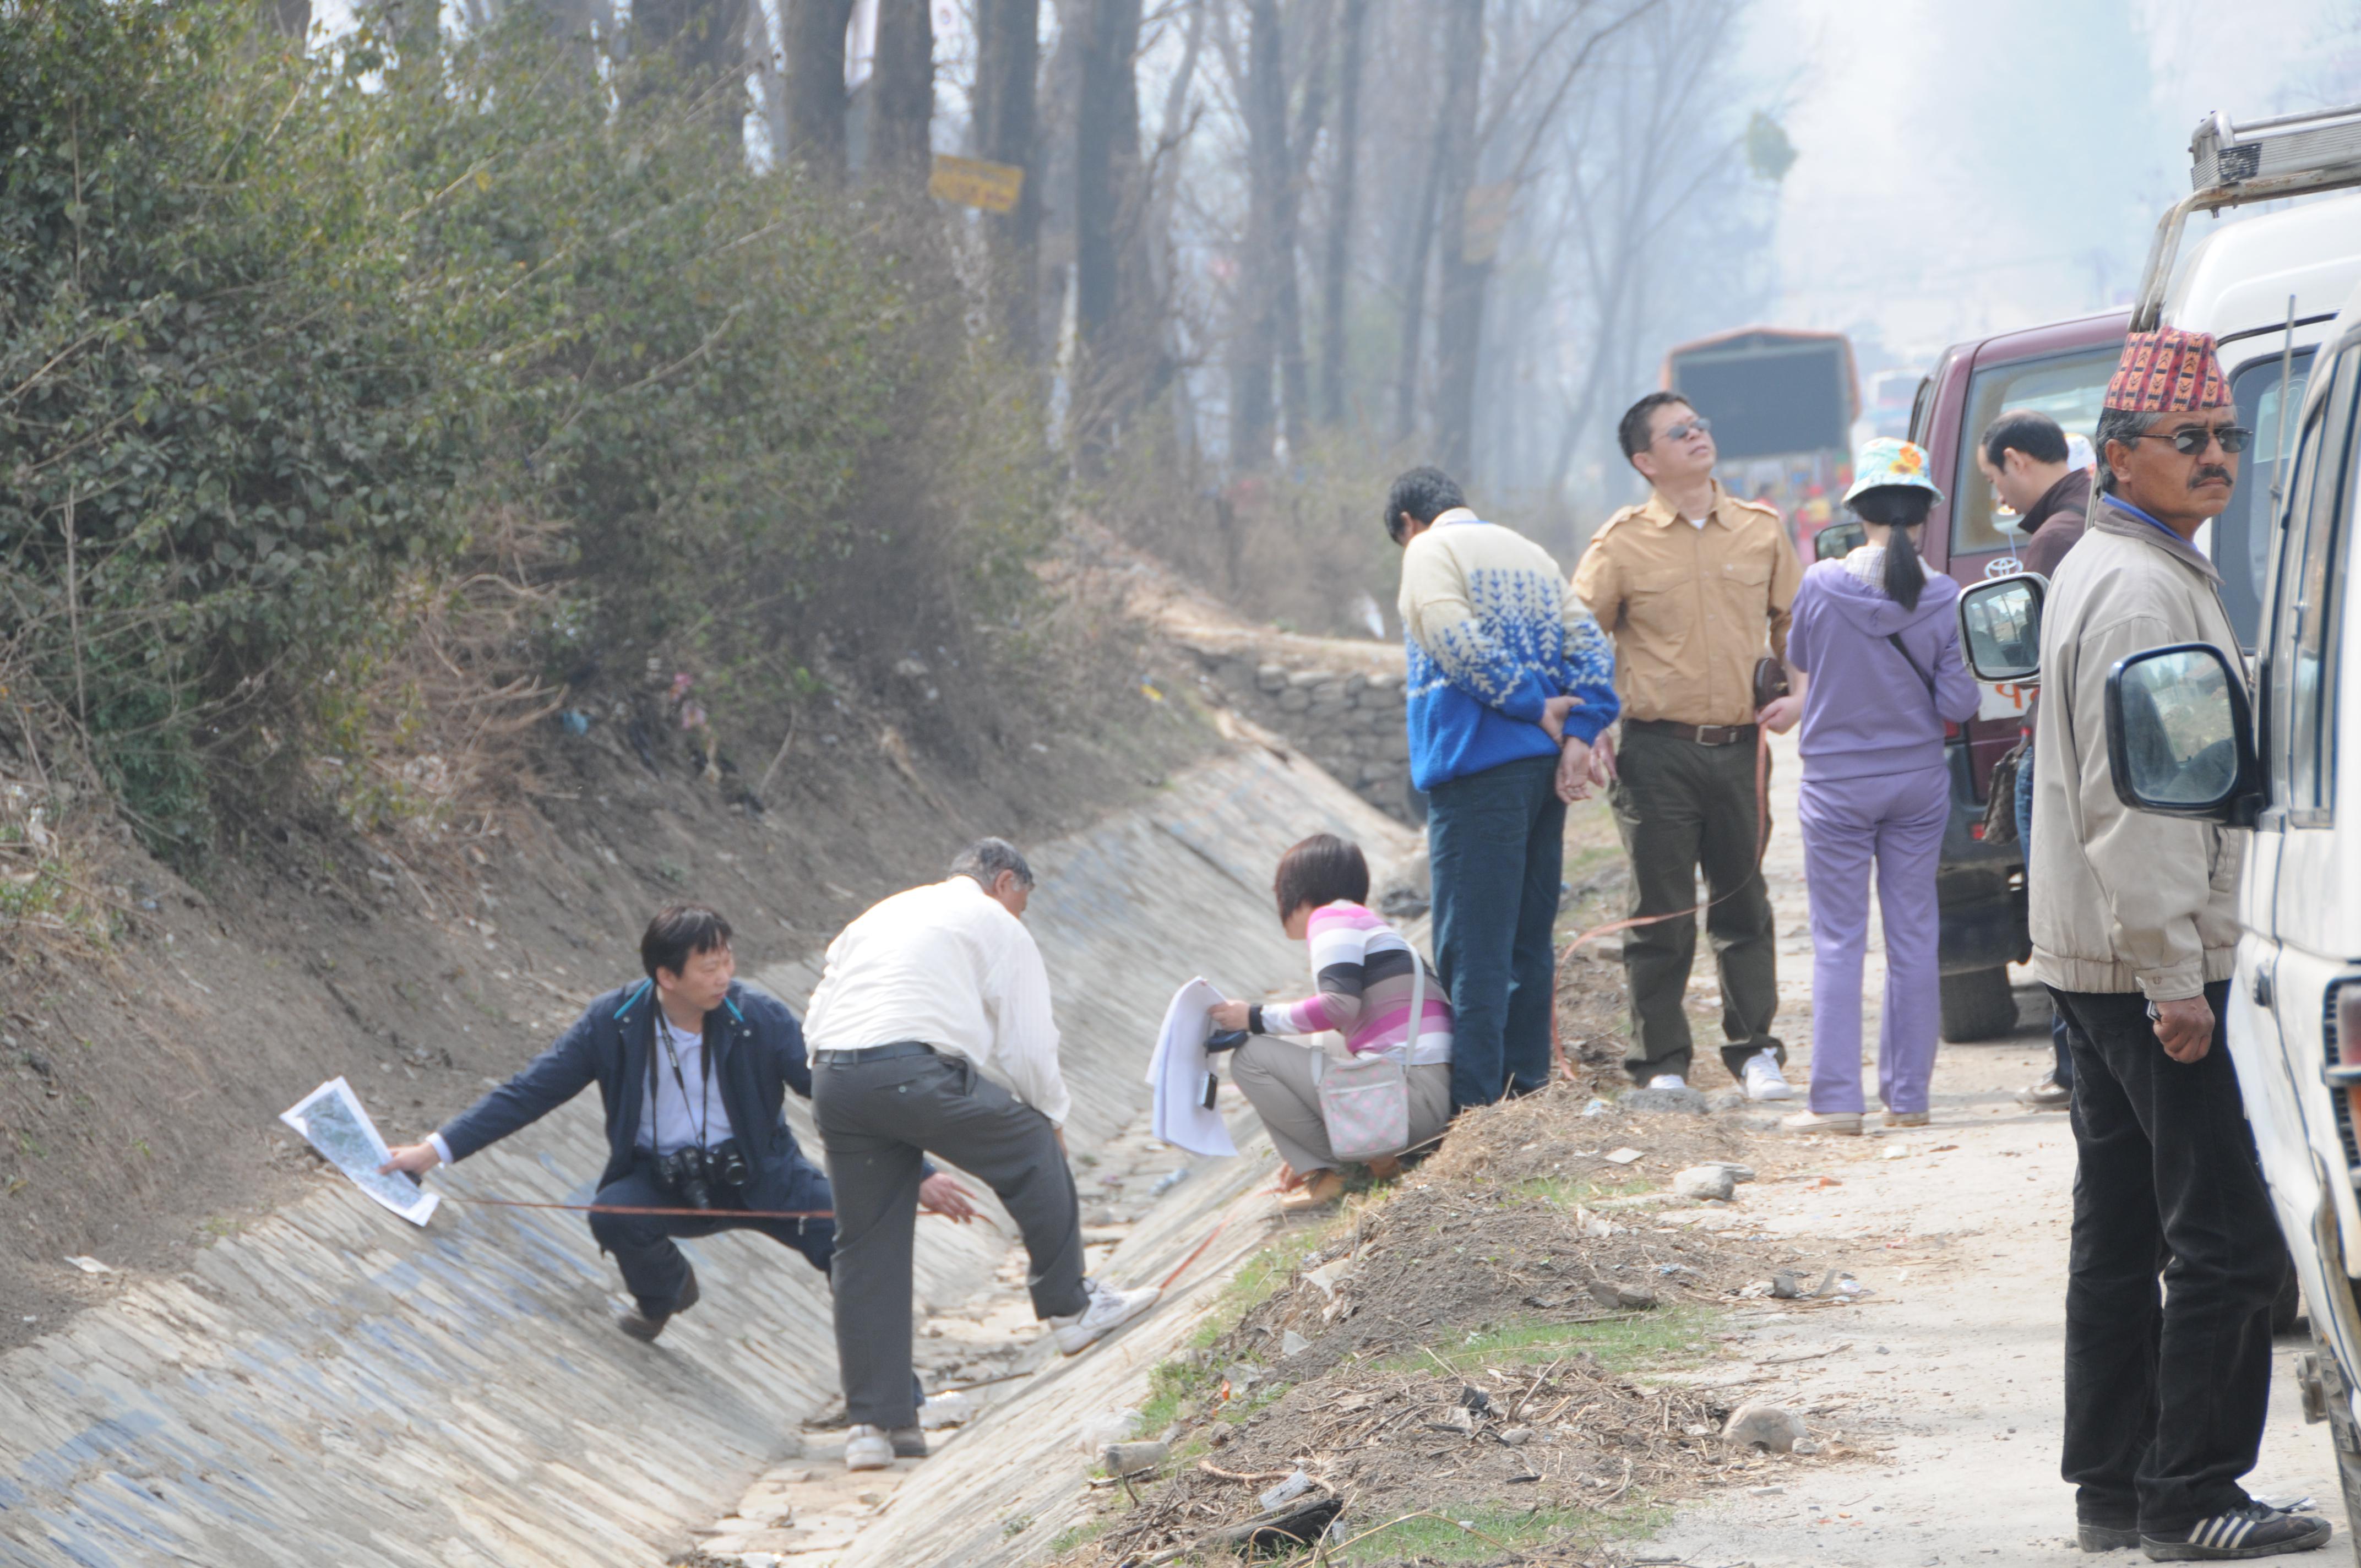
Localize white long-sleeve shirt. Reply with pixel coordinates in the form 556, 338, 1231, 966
803, 876, 1073, 1125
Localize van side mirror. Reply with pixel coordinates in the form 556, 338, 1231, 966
1957, 573, 2047, 683
1813, 521, 1865, 562
2103, 643, 2262, 827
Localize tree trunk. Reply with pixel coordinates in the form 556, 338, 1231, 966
269, 0, 310, 39
639, 0, 752, 153
867, 0, 934, 183
787, 0, 854, 181
1230, 0, 1287, 471
973, 0, 1042, 360
1074, 0, 1145, 454
1427, 0, 1486, 472
1318, 0, 1367, 427
1274, 0, 1331, 457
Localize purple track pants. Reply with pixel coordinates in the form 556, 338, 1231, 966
1797, 763, 1949, 1115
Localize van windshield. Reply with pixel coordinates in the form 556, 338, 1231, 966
1951, 345, 2121, 557
2206, 347, 2315, 649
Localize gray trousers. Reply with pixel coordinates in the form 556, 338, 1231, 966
1229, 1036, 1452, 1173
812, 1043, 1088, 1430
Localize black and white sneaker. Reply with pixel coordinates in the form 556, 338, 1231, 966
2143, 1503, 2331, 1560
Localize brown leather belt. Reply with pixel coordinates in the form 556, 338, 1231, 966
1625, 717, 1759, 747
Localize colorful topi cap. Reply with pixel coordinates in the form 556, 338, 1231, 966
1843, 437, 1943, 505
2104, 328, 2228, 413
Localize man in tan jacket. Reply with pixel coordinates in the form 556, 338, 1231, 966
1572, 393, 1802, 1098
2029, 328, 2319, 1561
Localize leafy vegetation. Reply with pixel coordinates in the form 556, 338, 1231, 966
0, 1, 1051, 863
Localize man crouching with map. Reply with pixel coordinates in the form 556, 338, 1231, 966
382, 903, 979, 1348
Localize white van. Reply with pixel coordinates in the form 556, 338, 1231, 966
1957, 103, 2361, 1540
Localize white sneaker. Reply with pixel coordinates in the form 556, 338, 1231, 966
1742, 1050, 1797, 1102
1049, 1278, 1161, 1355
1646, 1074, 1688, 1091
844, 1424, 894, 1471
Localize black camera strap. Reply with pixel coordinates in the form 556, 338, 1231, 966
651, 1010, 714, 1154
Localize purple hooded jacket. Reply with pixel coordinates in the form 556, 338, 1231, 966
1786, 552, 1983, 781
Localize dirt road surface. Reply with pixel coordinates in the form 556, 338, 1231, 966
1648, 732, 2342, 1566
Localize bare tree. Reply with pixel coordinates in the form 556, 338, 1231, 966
787, 0, 855, 178
867, 0, 934, 181
1074, 0, 1146, 456
1318, 0, 1368, 427
1228, 0, 1287, 469
974, 0, 1043, 358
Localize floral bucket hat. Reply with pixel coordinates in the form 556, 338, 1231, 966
1843, 437, 1944, 505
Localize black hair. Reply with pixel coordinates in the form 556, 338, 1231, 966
1272, 833, 1370, 923
1849, 486, 1930, 612
1980, 409, 2070, 469
1617, 391, 1694, 462
643, 903, 733, 980
951, 836, 1035, 889
2093, 406, 2155, 496
1381, 467, 1466, 542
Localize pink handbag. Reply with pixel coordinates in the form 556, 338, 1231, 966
1314, 957, 1419, 1161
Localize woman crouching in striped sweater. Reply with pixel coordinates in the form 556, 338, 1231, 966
1210, 834, 1455, 1212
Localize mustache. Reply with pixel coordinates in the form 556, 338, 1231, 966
2190, 465, 2232, 488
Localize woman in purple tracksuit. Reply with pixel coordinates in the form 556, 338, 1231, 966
1777, 439, 1982, 1135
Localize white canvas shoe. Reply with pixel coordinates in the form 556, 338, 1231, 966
844, 1424, 894, 1471
1742, 1050, 1797, 1102
1646, 1074, 1688, 1091
1049, 1278, 1161, 1355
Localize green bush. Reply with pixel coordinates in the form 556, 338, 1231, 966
0, 0, 1054, 859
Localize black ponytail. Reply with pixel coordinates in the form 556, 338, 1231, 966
1850, 486, 1932, 612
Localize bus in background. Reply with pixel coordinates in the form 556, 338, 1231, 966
1663, 327, 1860, 557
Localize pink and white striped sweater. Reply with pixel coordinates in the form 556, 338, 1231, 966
1262, 902, 1454, 1062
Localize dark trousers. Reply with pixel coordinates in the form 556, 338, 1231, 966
2053, 982, 2283, 1533
1609, 724, 1782, 1082
813, 1045, 1088, 1430
587, 1153, 835, 1314
1428, 754, 1566, 1110
2014, 747, 2073, 1088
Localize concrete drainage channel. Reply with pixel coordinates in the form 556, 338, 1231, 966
0, 745, 1415, 1568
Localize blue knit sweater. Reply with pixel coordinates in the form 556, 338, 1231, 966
1397, 516, 1620, 792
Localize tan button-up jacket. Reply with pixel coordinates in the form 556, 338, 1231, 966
1571, 481, 1802, 728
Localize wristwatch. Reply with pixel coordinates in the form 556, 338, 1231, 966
1248, 1004, 1265, 1035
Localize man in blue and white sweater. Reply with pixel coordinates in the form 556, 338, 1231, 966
1386, 466, 1619, 1110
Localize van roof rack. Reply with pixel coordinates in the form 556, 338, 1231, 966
2131, 102, 2361, 330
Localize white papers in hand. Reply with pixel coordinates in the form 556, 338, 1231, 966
280, 1077, 440, 1226
1145, 977, 1238, 1157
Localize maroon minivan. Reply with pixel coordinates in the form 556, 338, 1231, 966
1910, 308, 2130, 1041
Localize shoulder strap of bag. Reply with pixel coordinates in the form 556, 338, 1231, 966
1405, 945, 1426, 1060
1885, 631, 1937, 700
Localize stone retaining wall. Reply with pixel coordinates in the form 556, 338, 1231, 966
1182, 647, 1416, 823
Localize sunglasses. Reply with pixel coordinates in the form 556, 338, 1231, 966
1656, 416, 1712, 445
2133, 424, 2253, 456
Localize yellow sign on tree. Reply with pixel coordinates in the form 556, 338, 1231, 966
930, 155, 1026, 215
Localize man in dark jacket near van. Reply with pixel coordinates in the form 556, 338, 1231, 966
1977, 409, 2090, 1109
383, 904, 975, 1343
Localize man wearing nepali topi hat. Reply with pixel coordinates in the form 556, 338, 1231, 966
2026, 328, 2325, 1561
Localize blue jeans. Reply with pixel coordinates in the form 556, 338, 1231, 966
2015, 746, 2073, 1088
1428, 754, 1565, 1110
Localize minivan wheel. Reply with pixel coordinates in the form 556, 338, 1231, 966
2309, 1326, 2361, 1564
1939, 966, 2018, 1043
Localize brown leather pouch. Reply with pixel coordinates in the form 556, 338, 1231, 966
1751, 656, 1791, 710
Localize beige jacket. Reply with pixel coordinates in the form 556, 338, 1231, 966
1571, 481, 1801, 727
2028, 499, 2245, 1000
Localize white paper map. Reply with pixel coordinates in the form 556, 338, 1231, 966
279, 1077, 439, 1226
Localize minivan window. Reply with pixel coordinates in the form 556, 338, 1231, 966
2213, 348, 2317, 649
1951, 344, 2122, 557
2268, 349, 2354, 821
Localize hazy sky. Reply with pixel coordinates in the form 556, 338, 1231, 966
1744, 0, 2358, 367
